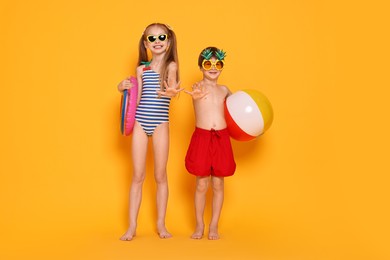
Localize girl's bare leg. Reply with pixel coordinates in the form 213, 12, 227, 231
209, 176, 224, 240
152, 123, 172, 238
120, 122, 148, 241
191, 177, 210, 239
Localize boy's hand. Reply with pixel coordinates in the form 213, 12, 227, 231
184, 82, 209, 100
157, 80, 184, 97
117, 77, 134, 93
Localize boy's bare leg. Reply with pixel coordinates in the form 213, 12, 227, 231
209, 176, 224, 240
120, 123, 148, 241
191, 176, 210, 239
153, 123, 172, 239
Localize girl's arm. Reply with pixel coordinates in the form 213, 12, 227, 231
136, 65, 144, 105
166, 61, 178, 88
117, 77, 132, 93
157, 62, 183, 97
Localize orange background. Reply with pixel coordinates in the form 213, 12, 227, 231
1, 0, 389, 259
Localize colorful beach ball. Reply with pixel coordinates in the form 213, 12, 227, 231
224, 89, 273, 141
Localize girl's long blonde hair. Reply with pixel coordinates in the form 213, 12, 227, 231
137, 23, 180, 90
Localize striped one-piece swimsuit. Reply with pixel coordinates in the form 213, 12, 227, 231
135, 67, 171, 136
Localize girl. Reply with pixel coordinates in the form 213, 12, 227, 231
117, 23, 182, 241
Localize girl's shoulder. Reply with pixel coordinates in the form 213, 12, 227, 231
136, 65, 145, 76
167, 61, 178, 71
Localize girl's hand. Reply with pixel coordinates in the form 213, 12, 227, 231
117, 77, 133, 93
184, 82, 209, 100
157, 80, 184, 97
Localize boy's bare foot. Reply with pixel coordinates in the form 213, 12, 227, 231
157, 226, 172, 239
120, 228, 136, 241
208, 226, 220, 240
191, 224, 204, 239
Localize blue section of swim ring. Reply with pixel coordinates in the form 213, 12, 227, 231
120, 89, 128, 135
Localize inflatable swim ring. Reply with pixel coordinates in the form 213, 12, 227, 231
120, 76, 138, 136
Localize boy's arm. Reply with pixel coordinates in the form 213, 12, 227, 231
225, 85, 233, 98
184, 81, 209, 100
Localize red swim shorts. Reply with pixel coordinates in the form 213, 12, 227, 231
185, 127, 236, 177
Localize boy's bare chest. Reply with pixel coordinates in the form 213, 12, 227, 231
204, 87, 226, 103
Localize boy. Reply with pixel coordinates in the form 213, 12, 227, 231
185, 47, 236, 240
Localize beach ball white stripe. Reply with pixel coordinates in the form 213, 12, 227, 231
226, 91, 264, 136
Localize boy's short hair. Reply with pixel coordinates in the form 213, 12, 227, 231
198, 46, 220, 68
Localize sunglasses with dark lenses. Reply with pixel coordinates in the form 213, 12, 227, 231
202, 59, 224, 70
146, 34, 168, 43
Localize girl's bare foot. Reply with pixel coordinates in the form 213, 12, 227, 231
191, 224, 204, 239
120, 227, 136, 241
208, 225, 220, 240
157, 225, 172, 239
